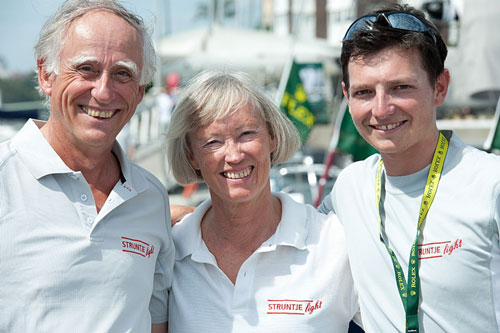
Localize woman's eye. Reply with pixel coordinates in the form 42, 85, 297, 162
204, 140, 221, 148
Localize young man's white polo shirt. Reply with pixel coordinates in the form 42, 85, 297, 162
0, 120, 174, 332
319, 134, 500, 332
168, 192, 360, 332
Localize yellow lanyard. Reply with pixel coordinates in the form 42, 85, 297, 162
375, 131, 450, 333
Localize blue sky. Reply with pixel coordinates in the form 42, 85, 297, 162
0, 0, 207, 74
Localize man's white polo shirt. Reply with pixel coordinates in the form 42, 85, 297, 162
0, 120, 174, 332
168, 192, 359, 332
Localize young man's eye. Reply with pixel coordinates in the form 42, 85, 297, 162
395, 85, 411, 90
353, 89, 371, 96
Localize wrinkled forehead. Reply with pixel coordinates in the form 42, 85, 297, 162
65, 10, 143, 57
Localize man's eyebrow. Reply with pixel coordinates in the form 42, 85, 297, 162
66, 57, 139, 78
350, 78, 419, 90
386, 78, 419, 85
349, 84, 371, 91
67, 55, 99, 67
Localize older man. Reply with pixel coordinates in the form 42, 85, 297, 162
0, 1, 173, 332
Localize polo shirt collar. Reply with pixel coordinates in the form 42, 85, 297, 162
173, 192, 309, 261
269, 192, 308, 250
172, 199, 212, 261
13, 119, 73, 179
12, 119, 149, 193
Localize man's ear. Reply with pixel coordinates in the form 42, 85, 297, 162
434, 69, 450, 107
342, 81, 350, 98
37, 58, 53, 96
137, 84, 146, 104
342, 82, 352, 113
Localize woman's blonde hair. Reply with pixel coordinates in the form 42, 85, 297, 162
166, 70, 301, 185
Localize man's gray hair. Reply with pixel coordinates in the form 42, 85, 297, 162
166, 70, 301, 185
34, 0, 156, 89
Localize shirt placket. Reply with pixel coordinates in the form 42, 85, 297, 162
69, 172, 98, 234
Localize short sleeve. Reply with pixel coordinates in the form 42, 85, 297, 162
317, 189, 336, 215
149, 195, 175, 324
149, 235, 175, 324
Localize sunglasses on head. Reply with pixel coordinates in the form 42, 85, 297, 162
343, 11, 437, 43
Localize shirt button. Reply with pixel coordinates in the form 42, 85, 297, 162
80, 194, 88, 202
86, 217, 93, 225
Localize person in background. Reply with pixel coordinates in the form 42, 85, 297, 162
116, 121, 137, 160
156, 72, 180, 133
0, 1, 174, 332
165, 70, 360, 332
166, 72, 181, 103
318, 4, 500, 332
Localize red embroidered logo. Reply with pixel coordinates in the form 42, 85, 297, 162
418, 239, 462, 260
267, 299, 323, 315
121, 237, 155, 258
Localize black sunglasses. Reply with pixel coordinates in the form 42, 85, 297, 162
343, 11, 437, 43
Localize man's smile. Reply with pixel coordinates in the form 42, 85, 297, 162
81, 106, 118, 119
371, 120, 406, 131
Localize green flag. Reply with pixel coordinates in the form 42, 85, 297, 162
280, 60, 315, 142
337, 109, 378, 161
491, 124, 500, 152
315, 99, 377, 207
333, 99, 377, 161
295, 62, 330, 124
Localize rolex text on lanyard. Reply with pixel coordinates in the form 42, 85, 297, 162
375, 131, 450, 333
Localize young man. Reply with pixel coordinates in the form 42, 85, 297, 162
0, 1, 173, 332
319, 4, 500, 332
